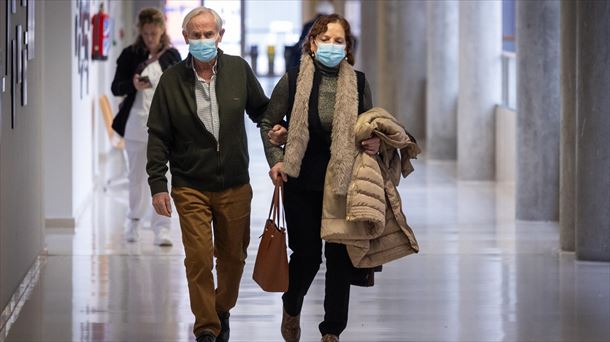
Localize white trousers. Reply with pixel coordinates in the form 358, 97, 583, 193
124, 139, 171, 234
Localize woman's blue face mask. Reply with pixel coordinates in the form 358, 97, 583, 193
189, 38, 217, 62
314, 41, 346, 68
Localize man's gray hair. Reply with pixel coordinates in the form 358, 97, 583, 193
182, 6, 223, 32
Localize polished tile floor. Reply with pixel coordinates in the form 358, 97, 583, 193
4, 123, 610, 341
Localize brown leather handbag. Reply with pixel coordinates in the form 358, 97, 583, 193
252, 184, 289, 292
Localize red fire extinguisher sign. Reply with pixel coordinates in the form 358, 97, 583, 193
92, 9, 110, 60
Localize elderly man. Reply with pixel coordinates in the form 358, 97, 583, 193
147, 7, 283, 342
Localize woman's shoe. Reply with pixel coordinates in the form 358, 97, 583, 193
124, 219, 140, 243
153, 228, 173, 246
281, 308, 301, 342
321, 334, 339, 342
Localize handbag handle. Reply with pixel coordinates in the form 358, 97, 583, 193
267, 184, 285, 231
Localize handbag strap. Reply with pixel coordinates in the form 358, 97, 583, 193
267, 184, 285, 230
268, 184, 279, 220
278, 185, 286, 230
135, 46, 170, 74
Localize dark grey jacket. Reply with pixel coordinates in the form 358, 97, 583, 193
147, 51, 269, 195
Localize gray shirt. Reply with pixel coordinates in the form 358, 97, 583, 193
193, 64, 220, 142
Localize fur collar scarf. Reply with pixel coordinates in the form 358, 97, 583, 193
283, 54, 359, 195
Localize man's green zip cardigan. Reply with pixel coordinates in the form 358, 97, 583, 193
146, 51, 269, 195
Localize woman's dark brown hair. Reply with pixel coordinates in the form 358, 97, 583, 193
133, 8, 170, 53
302, 14, 355, 65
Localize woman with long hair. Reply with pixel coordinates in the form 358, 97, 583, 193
111, 8, 181, 245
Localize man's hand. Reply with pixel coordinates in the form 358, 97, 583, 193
361, 136, 381, 155
269, 162, 288, 186
133, 74, 152, 91
152, 192, 172, 217
268, 124, 288, 146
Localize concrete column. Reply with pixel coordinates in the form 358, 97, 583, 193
575, 1, 610, 262
360, 0, 425, 126
560, 1, 577, 251
515, 0, 560, 220
360, 1, 398, 114
377, 0, 398, 115
457, 1, 502, 180
395, 0, 427, 140
426, 1, 458, 159
359, 0, 380, 105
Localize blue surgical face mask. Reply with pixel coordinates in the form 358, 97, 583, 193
314, 42, 346, 68
189, 38, 217, 62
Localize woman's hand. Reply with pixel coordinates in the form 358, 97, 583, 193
268, 124, 288, 146
269, 162, 288, 186
133, 74, 152, 91
361, 136, 381, 155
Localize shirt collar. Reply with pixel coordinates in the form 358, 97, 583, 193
191, 59, 218, 82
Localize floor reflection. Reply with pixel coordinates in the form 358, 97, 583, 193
4, 100, 610, 341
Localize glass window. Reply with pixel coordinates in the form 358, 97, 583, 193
165, 0, 301, 77
165, 0, 204, 58
245, 0, 301, 76
204, 0, 242, 56
501, 0, 517, 109
165, 0, 243, 58
502, 0, 516, 52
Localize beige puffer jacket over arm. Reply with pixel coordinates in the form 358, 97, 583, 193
321, 107, 421, 268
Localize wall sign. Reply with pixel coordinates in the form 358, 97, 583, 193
4, 0, 10, 91
75, 0, 91, 100
27, 0, 34, 60
1, 0, 35, 130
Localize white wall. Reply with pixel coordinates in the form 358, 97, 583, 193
96, 0, 136, 158
71, 1, 96, 221
43, 0, 135, 228
42, 0, 73, 223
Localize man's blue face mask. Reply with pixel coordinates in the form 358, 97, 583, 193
189, 38, 217, 62
314, 42, 346, 68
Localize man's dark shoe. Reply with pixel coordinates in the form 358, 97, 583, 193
196, 331, 216, 342
217, 311, 230, 342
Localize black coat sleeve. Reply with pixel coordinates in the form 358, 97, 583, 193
159, 48, 182, 71
111, 48, 137, 97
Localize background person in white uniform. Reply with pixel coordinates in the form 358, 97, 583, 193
111, 8, 182, 245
